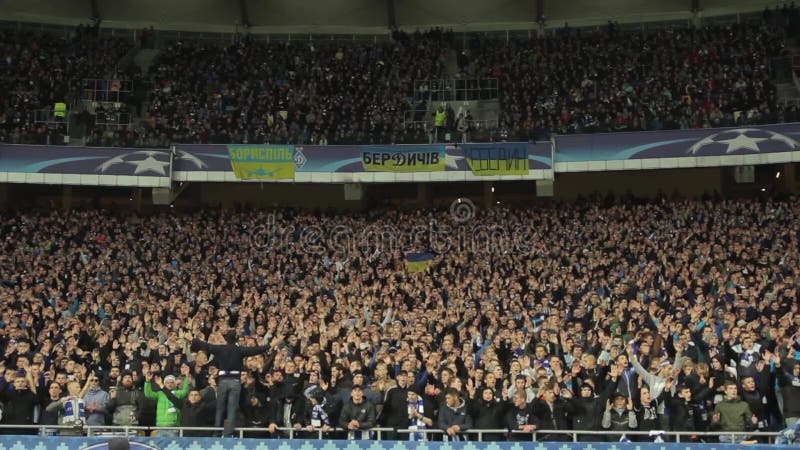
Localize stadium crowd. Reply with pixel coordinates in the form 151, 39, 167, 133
466, 21, 790, 141
0, 25, 133, 146
0, 195, 799, 442
3, 10, 799, 148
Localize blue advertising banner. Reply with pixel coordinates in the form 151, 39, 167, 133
4, 123, 799, 185
555, 123, 800, 162
175, 143, 553, 174
0, 436, 792, 450
0, 146, 176, 175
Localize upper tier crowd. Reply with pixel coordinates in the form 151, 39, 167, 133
467, 22, 790, 140
0, 24, 133, 146
2, 8, 799, 148
0, 195, 799, 441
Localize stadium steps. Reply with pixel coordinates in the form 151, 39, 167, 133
776, 82, 800, 100
445, 48, 460, 77
427, 99, 501, 128
134, 49, 160, 74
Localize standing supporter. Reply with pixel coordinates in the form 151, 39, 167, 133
143, 371, 190, 436
191, 330, 270, 437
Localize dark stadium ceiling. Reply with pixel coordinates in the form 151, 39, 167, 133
0, 0, 778, 33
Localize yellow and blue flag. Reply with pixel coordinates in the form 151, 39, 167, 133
405, 252, 434, 273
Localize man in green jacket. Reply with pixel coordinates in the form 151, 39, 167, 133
711, 381, 757, 443
143, 369, 190, 436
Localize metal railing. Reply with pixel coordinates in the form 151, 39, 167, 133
32, 109, 69, 126
399, 429, 784, 443
80, 79, 133, 104
414, 78, 499, 103
0, 425, 782, 443
94, 111, 133, 128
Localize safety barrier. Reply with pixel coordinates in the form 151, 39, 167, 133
0, 425, 782, 443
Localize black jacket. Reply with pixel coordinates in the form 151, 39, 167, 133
531, 398, 573, 430
161, 385, 215, 436
571, 397, 604, 431
270, 397, 308, 428
190, 339, 269, 373
505, 403, 538, 441
777, 369, 800, 417
380, 385, 411, 427
666, 395, 701, 431
468, 397, 506, 430
338, 399, 377, 430
0, 384, 38, 425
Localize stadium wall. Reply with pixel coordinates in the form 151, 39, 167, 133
0, 0, 780, 34
553, 168, 723, 200
6, 165, 794, 212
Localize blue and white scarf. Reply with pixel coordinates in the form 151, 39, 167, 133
62, 397, 86, 426
408, 399, 426, 441
310, 401, 331, 428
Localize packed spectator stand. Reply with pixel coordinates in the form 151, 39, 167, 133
0, 195, 798, 441
1, 7, 799, 148
0, 24, 133, 146
468, 22, 789, 140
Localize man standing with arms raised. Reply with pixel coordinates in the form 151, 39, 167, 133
191, 330, 270, 437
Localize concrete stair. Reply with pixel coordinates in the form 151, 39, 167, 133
134, 49, 160, 74
776, 82, 800, 103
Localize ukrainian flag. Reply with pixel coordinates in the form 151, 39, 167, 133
405, 252, 434, 273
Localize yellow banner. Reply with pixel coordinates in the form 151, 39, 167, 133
228, 145, 295, 180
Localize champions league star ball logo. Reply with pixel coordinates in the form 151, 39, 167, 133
687, 128, 800, 156
445, 145, 470, 171
95, 150, 206, 175
82, 439, 159, 450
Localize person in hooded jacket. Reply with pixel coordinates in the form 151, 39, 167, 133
467, 386, 506, 441
438, 387, 472, 441
241, 391, 272, 437
570, 381, 608, 441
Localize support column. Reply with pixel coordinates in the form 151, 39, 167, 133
417, 183, 430, 207
387, 0, 396, 29
0, 184, 8, 211
134, 188, 143, 212
781, 163, 797, 194
483, 182, 495, 208
62, 186, 73, 211
691, 0, 701, 27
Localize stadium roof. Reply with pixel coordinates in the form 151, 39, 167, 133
0, 0, 779, 34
